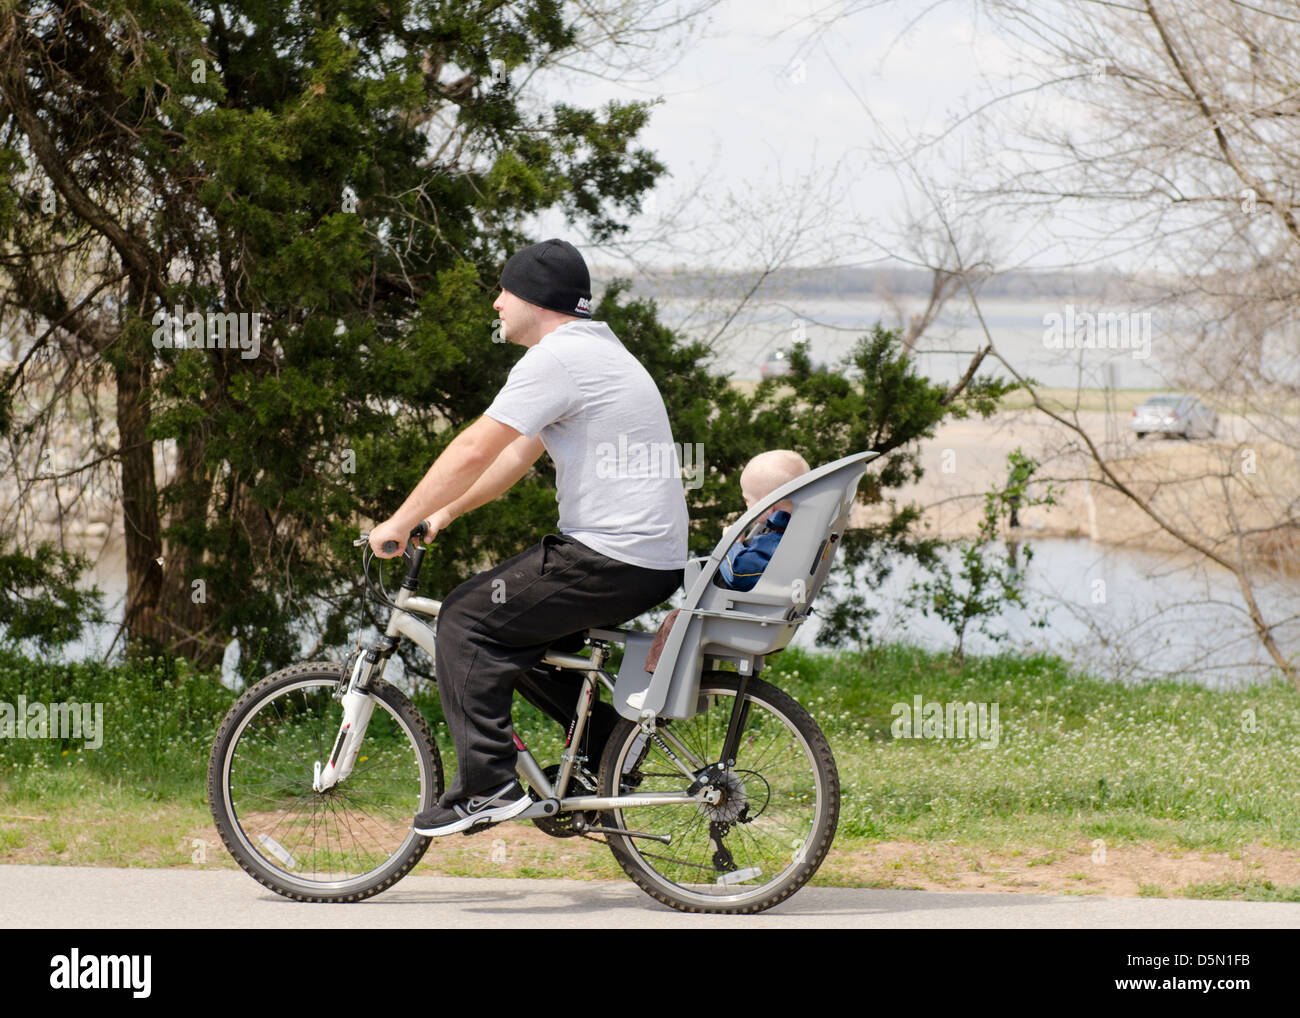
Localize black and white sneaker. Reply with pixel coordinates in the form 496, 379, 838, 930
413, 780, 532, 837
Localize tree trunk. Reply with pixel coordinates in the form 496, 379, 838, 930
115, 342, 163, 653
158, 425, 220, 667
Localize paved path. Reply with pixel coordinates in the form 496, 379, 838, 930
2, 865, 1297, 928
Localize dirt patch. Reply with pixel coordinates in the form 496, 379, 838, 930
12, 805, 1298, 898
118, 813, 1300, 897
858, 408, 1300, 569
820, 839, 1300, 897
413, 820, 619, 877
175, 811, 619, 878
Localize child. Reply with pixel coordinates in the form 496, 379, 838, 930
645, 449, 811, 674
717, 449, 811, 591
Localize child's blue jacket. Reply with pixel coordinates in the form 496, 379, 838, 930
716, 510, 791, 592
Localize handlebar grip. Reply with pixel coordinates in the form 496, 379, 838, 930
363, 521, 428, 555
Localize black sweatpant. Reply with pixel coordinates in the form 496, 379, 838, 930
433, 532, 682, 804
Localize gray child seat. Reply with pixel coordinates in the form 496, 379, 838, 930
599, 449, 879, 726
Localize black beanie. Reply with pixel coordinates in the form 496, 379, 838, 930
499, 239, 592, 319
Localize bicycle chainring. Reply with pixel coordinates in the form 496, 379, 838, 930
531, 764, 598, 839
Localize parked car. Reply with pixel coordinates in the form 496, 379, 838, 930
1131, 394, 1218, 439
760, 347, 827, 379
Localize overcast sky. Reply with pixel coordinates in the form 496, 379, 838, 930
531, 0, 1082, 273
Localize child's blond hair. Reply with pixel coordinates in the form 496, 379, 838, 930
740, 449, 810, 513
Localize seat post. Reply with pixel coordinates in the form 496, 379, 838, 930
719, 673, 752, 767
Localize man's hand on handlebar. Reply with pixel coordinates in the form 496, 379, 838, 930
367, 518, 432, 558
414, 508, 453, 548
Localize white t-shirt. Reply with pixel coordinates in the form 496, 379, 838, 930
483, 319, 689, 571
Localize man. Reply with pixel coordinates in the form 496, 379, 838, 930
367, 238, 688, 836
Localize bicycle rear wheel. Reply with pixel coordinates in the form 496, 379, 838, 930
597, 671, 839, 914
208, 662, 442, 902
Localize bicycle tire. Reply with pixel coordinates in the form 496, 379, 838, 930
207, 661, 442, 902
597, 671, 839, 915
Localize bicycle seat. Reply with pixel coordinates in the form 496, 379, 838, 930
606, 449, 879, 722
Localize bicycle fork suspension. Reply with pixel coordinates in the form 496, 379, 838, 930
313, 652, 380, 792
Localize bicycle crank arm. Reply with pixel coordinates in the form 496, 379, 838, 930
513, 798, 561, 820
312, 687, 377, 792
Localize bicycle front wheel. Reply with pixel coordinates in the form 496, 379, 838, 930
208, 662, 442, 902
597, 671, 839, 914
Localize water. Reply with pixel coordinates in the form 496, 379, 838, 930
794, 536, 1299, 688
33, 537, 254, 689
41, 532, 1299, 689
653, 295, 1184, 390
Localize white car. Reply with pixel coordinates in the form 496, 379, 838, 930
760, 348, 828, 379
1131, 394, 1218, 439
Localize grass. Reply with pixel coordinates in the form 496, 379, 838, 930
2, 643, 1299, 900
1180, 881, 1300, 902
774, 644, 1300, 848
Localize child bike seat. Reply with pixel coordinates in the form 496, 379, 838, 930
610, 449, 879, 723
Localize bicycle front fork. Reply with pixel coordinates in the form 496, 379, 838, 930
312, 643, 389, 792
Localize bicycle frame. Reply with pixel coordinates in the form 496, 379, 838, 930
314, 542, 724, 829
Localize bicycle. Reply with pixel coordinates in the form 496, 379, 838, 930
208, 451, 875, 914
